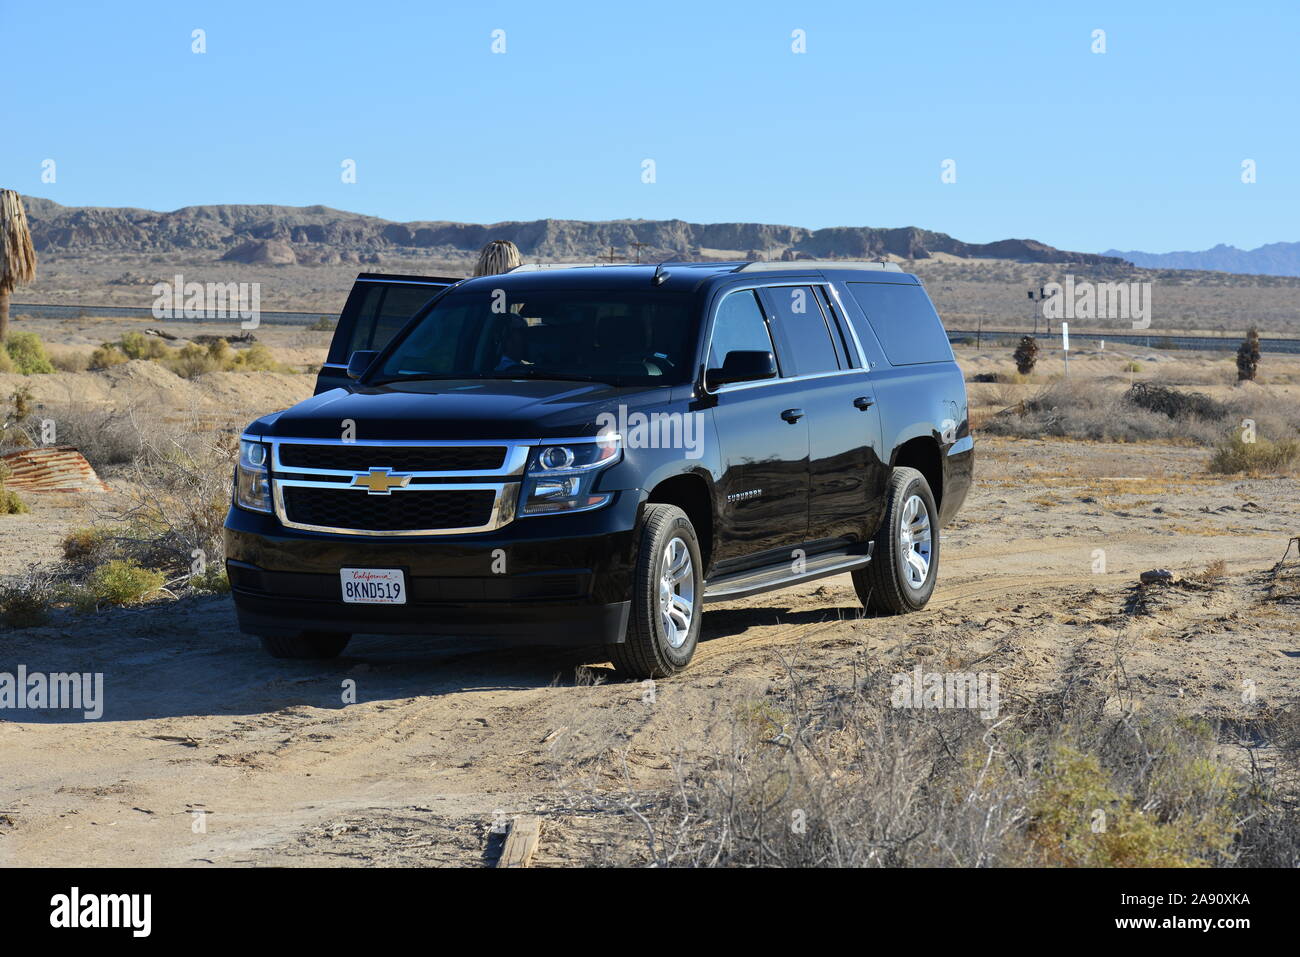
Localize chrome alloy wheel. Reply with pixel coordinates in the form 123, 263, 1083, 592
658, 536, 696, 648
898, 494, 933, 589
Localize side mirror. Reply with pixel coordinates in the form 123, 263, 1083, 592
707, 350, 777, 389
346, 350, 379, 380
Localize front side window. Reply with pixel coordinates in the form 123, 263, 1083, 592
707, 290, 776, 370
371, 288, 697, 386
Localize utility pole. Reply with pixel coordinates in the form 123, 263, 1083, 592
630, 242, 647, 264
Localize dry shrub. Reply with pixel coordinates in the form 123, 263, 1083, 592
1186, 559, 1228, 583
1125, 382, 1227, 421
88, 344, 128, 370
84, 559, 166, 606
0, 565, 57, 626
42, 403, 149, 469
163, 340, 287, 379
61, 525, 116, 564
1013, 336, 1039, 375
97, 413, 237, 574
3, 331, 55, 374
51, 405, 237, 581
982, 378, 1300, 449
118, 331, 172, 361
0, 461, 28, 514
982, 380, 1210, 443
48, 347, 90, 372
1208, 435, 1300, 474
554, 661, 1293, 868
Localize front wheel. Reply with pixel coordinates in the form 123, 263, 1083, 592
610, 503, 703, 679
852, 467, 939, 614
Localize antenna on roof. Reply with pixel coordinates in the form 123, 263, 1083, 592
653, 262, 671, 285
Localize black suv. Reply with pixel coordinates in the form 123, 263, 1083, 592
225, 261, 973, 677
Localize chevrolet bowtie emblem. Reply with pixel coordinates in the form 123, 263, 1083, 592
351, 467, 412, 495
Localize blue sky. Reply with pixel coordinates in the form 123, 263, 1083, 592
3, 0, 1297, 253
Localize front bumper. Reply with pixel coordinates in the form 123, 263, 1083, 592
224, 489, 642, 645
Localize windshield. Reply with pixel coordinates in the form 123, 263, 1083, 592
370, 288, 698, 386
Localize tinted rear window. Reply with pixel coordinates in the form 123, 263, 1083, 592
846, 282, 953, 366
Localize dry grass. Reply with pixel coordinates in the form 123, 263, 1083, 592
981, 379, 1300, 459
1209, 436, 1300, 475
1, 403, 238, 622
550, 657, 1299, 868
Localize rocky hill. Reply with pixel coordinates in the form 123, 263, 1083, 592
23, 196, 1125, 267
1102, 242, 1300, 278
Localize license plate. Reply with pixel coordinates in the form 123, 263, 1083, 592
340, 568, 407, 604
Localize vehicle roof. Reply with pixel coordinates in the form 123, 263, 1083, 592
354, 272, 462, 284
450, 262, 920, 295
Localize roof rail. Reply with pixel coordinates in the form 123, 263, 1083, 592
733, 260, 904, 273
506, 262, 610, 272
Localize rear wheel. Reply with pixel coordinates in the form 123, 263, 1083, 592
852, 466, 939, 614
610, 503, 702, 679
259, 631, 351, 659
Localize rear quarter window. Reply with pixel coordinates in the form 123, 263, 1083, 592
845, 281, 953, 366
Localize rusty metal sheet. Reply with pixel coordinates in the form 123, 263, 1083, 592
0, 445, 110, 493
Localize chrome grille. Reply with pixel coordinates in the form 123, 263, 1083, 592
261, 438, 531, 536
278, 444, 506, 473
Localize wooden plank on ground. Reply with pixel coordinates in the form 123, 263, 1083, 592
499, 815, 541, 868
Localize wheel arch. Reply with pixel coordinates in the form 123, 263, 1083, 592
890, 436, 944, 511
644, 469, 715, 573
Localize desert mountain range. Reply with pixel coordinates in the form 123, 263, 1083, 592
23, 195, 1126, 268
1103, 242, 1300, 278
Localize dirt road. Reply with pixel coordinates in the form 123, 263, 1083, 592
2, 437, 1299, 867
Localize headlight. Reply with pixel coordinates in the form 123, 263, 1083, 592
235, 439, 272, 513
518, 435, 621, 516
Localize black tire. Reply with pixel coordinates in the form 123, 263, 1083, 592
610, 503, 703, 679
852, 467, 939, 615
259, 631, 351, 659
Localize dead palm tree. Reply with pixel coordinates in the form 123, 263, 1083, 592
472, 239, 522, 277
0, 190, 38, 343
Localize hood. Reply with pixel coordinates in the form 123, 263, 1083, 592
247, 378, 692, 441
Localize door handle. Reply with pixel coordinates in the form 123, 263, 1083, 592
853, 396, 874, 410
780, 408, 804, 423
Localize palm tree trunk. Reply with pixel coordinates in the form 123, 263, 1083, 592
0, 290, 9, 343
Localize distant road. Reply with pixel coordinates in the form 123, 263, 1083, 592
944, 328, 1300, 354
11, 302, 328, 326
12, 303, 1300, 354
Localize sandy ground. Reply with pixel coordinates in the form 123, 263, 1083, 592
2, 345, 1299, 866
2, 435, 1297, 867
